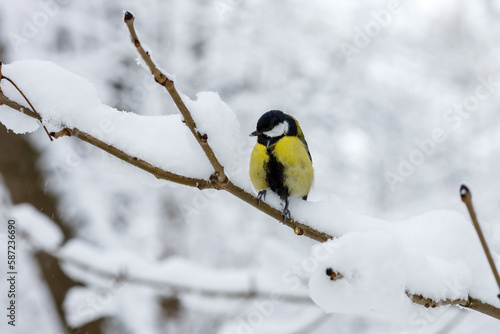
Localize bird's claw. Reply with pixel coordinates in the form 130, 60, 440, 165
282, 208, 291, 222
257, 190, 267, 206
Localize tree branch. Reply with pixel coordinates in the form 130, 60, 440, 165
53, 128, 214, 189
0, 88, 212, 189
124, 11, 227, 187
58, 252, 311, 304
323, 268, 500, 320
0, 61, 52, 142
460, 185, 500, 299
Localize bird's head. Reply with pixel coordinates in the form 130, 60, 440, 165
250, 110, 298, 143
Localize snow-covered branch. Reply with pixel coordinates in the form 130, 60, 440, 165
124, 11, 228, 188
0, 62, 331, 243
50, 127, 213, 189
55, 240, 312, 305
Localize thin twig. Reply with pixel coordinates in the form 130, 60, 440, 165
0, 64, 52, 141
224, 181, 333, 242
0, 91, 38, 118
124, 11, 227, 187
57, 128, 214, 189
460, 184, 500, 299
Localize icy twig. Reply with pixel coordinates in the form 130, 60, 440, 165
0, 60, 52, 142
460, 185, 500, 299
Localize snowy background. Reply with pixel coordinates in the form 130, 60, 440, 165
1, 0, 500, 333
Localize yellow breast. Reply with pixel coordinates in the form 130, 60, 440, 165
249, 143, 269, 191
273, 136, 314, 198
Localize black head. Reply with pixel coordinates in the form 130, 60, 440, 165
250, 110, 297, 145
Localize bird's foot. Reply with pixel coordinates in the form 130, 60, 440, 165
282, 197, 290, 222
257, 190, 267, 206
282, 207, 291, 222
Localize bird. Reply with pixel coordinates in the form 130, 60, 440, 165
249, 110, 314, 220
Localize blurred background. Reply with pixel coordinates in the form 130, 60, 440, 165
1, 0, 500, 333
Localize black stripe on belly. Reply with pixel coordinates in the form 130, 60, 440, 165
266, 151, 289, 201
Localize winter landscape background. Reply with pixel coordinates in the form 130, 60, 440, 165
1, 0, 500, 333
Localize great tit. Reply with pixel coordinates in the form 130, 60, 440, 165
249, 110, 314, 220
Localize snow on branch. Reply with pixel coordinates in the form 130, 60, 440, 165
50, 128, 213, 189
123, 11, 228, 188
55, 239, 311, 305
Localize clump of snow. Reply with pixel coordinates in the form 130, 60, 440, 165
183, 91, 241, 179
0, 106, 40, 134
12, 203, 64, 251
302, 196, 500, 321
309, 232, 410, 316
0, 60, 227, 180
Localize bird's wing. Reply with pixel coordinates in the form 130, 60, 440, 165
292, 117, 312, 162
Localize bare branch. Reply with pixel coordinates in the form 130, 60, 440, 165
124, 11, 227, 187
224, 181, 332, 242
460, 185, 500, 299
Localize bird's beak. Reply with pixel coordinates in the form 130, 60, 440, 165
250, 130, 259, 137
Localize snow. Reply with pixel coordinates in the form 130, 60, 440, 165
0, 105, 39, 134
59, 239, 311, 326
0, 60, 215, 180
12, 203, 64, 251
59, 239, 278, 295
183, 91, 242, 180
302, 196, 499, 320
0, 184, 64, 334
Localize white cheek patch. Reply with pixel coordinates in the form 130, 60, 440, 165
263, 121, 289, 138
